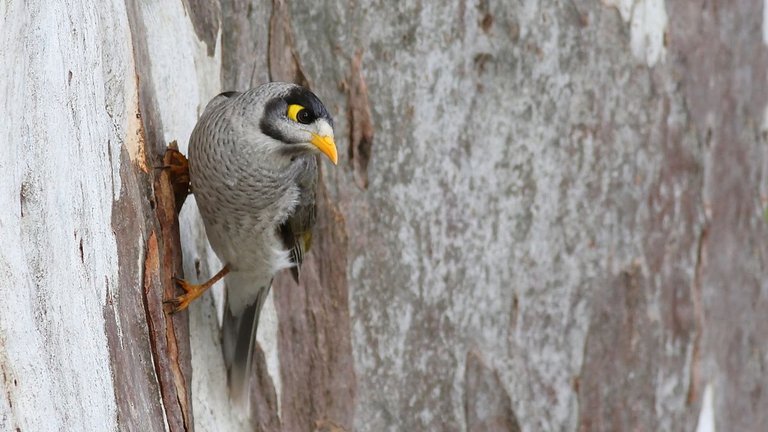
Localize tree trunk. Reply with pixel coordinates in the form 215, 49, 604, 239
1, 1, 765, 431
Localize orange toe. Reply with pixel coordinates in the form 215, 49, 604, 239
164, 279, 207, 314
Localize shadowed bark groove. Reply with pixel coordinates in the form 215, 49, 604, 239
344, 49, 375, 190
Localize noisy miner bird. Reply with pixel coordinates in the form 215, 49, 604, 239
165, 82, 337, 405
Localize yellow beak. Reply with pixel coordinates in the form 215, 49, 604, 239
310, 133, 338, 165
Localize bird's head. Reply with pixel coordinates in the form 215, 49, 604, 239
254, 83, 338, 165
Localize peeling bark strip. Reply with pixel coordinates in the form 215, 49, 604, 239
141, 233, 185, 431
106, 147, 167, 432
153, 148, 195, 430
345, 50, 375, 189
124, 0, 196, 429
267, 0, 310, 86
141, 123, 194, 425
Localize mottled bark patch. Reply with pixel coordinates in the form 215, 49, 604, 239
578, 263, 658, 431
182, 0, 220, 56
220, 0, 271, 89
666, 3, 768, 430
267, 0, 310, 87
249, 344, 281, 432
464, 350, 521, 432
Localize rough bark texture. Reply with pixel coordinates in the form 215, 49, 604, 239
1, 1, 766, 431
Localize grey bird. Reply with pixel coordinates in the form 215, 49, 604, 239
165, 82, 337, 406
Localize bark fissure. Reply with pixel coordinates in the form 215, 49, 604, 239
344, 49, 375, 189
687, 224, 708, 405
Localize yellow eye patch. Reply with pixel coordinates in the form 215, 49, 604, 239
287, 104, 305, 122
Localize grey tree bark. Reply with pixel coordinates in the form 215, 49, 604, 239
1, 0, 765, 431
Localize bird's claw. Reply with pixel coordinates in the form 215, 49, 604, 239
163, 297, 186, 314
164, 150, 190, 179
164, 278, 202, 314
172, 277, 192, 292
160, 142, 191, 211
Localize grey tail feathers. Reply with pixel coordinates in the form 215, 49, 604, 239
221, 281, 272, 411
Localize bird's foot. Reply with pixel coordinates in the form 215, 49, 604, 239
163, 266, 230, 314
164, 278, 206, 314
164, 149, 189, 184
158, 141, 191, 211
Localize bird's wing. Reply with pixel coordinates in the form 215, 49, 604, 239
278, 155, 318, 283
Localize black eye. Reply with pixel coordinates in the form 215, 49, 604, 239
296, 109, 313, 124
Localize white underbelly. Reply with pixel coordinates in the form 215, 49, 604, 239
205, 221, 292, 275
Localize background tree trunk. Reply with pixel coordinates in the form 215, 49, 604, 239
1, 1, 765, 431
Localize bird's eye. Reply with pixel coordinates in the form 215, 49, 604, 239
297, 109, 313, 124
287, 104, 313, 125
